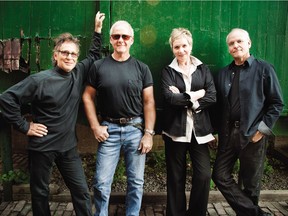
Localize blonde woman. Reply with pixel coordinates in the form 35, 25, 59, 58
161, 28, 216, 216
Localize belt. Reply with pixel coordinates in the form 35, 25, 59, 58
233, 121, 240, 128
103, 116, 138, 125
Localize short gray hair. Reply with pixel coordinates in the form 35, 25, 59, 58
226, 28, 251, 44
109, 20, 134, 37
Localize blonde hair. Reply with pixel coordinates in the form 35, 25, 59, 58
169, 28, 193, 50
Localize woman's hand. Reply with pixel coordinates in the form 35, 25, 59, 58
169, 86, 180, 93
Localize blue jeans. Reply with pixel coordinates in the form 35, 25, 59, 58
29, 147, 92, 216
93, 117, 145, 216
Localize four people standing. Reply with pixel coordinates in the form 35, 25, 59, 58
82, 20, 156, 216
161, 28, 216, 216
0, 9, 284, 216
212, 28, 284, 216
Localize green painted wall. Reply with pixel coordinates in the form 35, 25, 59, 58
1, 0, 287, 116
99, 0, 288, 115
0, 1, 97, 91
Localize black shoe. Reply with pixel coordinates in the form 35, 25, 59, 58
258, 209, 272, 216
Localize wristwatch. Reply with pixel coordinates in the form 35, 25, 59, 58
144, 129, 155, 136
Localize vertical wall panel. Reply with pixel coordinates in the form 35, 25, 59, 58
0, 0, 287, 115
0, 1, 97, 90
1, 1, 31, 38
99, 0, 288, 115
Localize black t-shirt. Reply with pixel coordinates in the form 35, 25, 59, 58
87, 55, 153, 118
229, 64, 242, 121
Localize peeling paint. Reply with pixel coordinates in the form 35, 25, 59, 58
0, 39, 20, 73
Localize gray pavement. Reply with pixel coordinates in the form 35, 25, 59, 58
1, 191, 288, 215
1, 199, 288, 215
1, 153, 288, 215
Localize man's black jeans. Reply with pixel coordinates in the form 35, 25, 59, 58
212, 127, 268, 216
29, 147, 92, 216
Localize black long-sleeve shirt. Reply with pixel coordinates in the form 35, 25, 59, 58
0, 32, 101, 152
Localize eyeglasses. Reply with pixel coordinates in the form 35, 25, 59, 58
110, 34, 132, 41
58, 50, 79, 58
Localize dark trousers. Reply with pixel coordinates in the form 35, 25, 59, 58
212, 127, 267, 216
28, 147, 92, 216
164, 135, 211, 216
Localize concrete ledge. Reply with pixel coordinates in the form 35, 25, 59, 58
11, 189, 288, 203
258, 190, 288, 202
13, 183, 59, 195
110, 190, 288, 204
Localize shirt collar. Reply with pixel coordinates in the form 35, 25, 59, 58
54, 66, 71, 77
169, 56, 202, 72
229, 54, 255, 70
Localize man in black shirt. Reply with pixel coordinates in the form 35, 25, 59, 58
212, 28, 284, 216
82, 20, 156, 216
0, 11, 105, 216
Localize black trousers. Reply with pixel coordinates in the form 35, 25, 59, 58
164, 134, 211, 216
29, 147, 92, 216
212, 127, 268, 216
